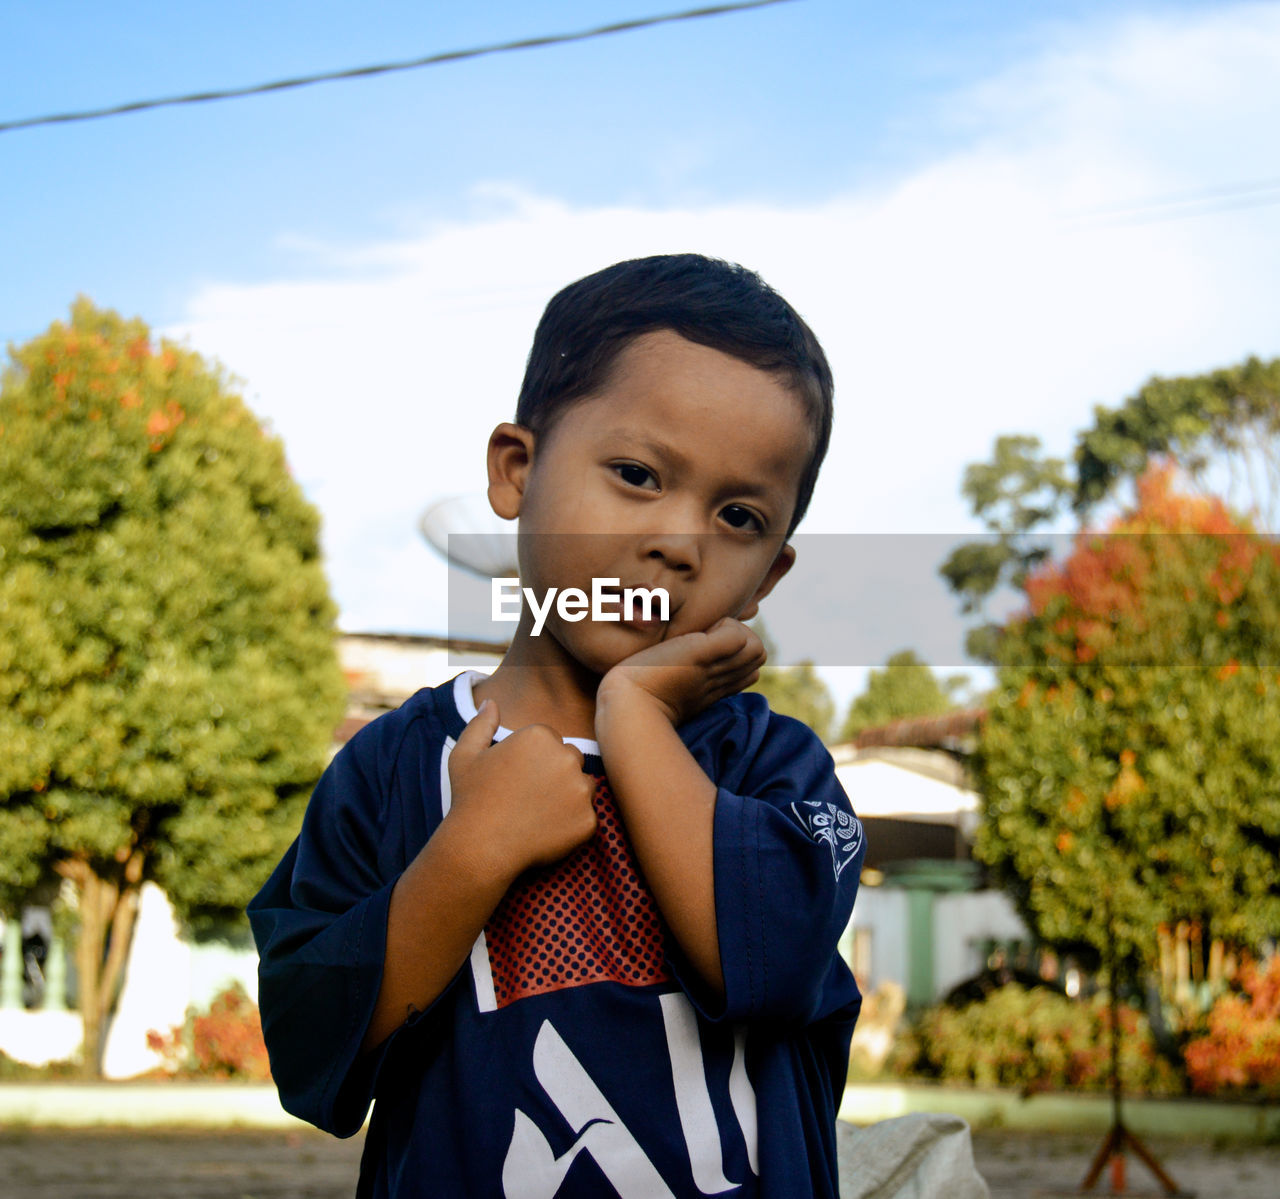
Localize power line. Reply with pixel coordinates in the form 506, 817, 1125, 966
1062, 175, 1280, 228
0, 0, 797, 135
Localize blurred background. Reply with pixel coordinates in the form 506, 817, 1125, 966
3, 2, 1280, 1191
7, 0, 1279, 702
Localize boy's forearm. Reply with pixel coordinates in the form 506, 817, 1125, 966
362, 812, 516, 1052
594, 687, 724, 999
363, 702, 597, 1051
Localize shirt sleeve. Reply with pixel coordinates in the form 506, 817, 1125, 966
681, 697, 866, 1026
247, 717, 411, 1137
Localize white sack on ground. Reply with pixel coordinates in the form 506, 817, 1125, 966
838, 1113, 990, 1199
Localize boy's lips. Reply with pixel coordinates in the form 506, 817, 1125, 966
621, 614, 666, 632
600, 586, 671, 630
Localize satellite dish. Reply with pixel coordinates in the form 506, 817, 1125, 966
419, 493, 519, 579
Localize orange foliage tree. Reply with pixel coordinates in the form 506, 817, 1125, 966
1184, 955, 1280, 1096
975, 465, 1280, 981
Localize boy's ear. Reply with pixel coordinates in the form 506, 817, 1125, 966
738, 542, 796, 622
486, 422, 536, 520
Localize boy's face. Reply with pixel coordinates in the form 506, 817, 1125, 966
488, 330, 811, 678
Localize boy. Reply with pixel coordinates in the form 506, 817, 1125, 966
249, 254, 865, 1197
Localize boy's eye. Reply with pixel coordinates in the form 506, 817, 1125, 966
721, 504, 763, 533
614, 462, 657, 489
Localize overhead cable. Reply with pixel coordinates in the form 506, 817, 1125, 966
1062, 175, 1280, 228
0, 0, 797, 134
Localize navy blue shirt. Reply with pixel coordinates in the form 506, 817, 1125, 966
249, 673, 865, 1197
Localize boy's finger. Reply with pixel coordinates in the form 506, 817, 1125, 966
452, 698, 501, 762
707, 639, 766, 683
712, 624, 759, 666
708, 655, 763, 690
701, 618, 751, 657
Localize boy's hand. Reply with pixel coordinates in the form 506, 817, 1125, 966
591, 619, 758, 999
596, 617, 766, 727
446, 699, 597, 878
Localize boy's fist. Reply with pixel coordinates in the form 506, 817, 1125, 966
597, 617, 766, 727
446, 699, 597, 878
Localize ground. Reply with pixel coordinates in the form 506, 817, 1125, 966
967, 1128, 1280, 1199
0, 1123, 1277, 1196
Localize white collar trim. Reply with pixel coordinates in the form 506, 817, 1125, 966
452, 670, 601, 756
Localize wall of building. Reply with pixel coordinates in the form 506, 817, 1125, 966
847, 884, 1030, 1004
847, 885, 909, 995
933, 890, 1031, 998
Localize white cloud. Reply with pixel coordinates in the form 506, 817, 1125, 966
167, 2, 1280, 708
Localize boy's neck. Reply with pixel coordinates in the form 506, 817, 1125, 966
470, 632, 600, 740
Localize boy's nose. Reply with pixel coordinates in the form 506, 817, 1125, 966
640, 531, 701, 574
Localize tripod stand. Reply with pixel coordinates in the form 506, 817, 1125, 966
1077, 919, 1189, 1196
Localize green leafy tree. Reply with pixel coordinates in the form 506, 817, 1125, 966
0, 300, 346, 1074
974, 466, 1280, 983
1073, 357, 1280, 517
839, 649, 962, 742
939, 434, 1070, 608
751, 660, 835, 743
747, 622, 835, 742
941, 356, 1280, 657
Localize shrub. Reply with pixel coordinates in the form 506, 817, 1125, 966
0, 1050, 81, 1080
890, 983, 1181, 1095
1184, 955, 1280, 1097
146, 982, 271, 1081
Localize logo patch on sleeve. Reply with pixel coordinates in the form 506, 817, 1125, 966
791, 799, 864, 880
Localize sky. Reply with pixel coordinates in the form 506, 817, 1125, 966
5, 0, 1280, 713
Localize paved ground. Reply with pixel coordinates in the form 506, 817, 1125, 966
968, 1129, 1280, 1199
0, 1127, 361, 1199
1, 1124, 1278, 1196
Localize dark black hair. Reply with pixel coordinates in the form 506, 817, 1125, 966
515, 253, 834, 535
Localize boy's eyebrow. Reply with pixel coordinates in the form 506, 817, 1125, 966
605, 429, 788, 502
612, 431, 690, 470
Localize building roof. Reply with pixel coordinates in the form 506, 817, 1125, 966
854, 707, 985, 751
834, 756, 979, 828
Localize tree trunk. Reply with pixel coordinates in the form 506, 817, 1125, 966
58, 845, 147, 1078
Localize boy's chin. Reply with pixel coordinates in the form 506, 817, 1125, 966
548, 623, 668, 678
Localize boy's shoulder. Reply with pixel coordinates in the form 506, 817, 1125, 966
340, 677, 464, 766
681, 689, 835, 785
686, 688, 825, 742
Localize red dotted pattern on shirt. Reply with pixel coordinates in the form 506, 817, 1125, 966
484, 774, 671, 1009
